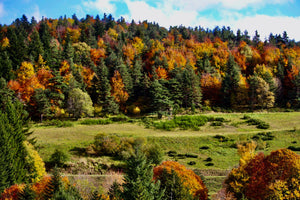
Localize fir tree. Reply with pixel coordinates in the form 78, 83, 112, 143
121, 148, 163, 200
28, 28, 44, 62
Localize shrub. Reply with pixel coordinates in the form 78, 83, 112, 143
205, 163, 214, 166
213, 135, 229, 142
109, 114, 129, 122
80, 118, 112, 125
204, 157, 212, 162
199, 146, 210, 150
93, 133, 121, 156
245, 118, 270, 129
210, 121, 223, 126
252, 132, 274, 141
185, 153, 198, 158
49, 149, 69, 167
188, 161, 196, 165
167, 150, 178, 157
287, 146, 300, 151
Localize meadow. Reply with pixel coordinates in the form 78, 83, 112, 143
31, 111, 300, 196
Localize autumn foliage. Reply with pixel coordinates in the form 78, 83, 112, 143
153, 161, 208, 200
225, 148, 300, 200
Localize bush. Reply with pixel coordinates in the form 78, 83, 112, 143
210, 121, 223, 126
188, 161, 196, 165
49, 149, 69, 167
252, 132, 274, 141
199, 146, 210, 150
167, 151, 177, 157
205, 163, 214, 166
153, 120, 177, 131
43, 119, 74, 127
80, 118, 112, 125
213, 135, 229, 142
204, 157, 212, 162
287, 146, 300, 151
185, 153, 198, 158
245, 118, 270, 129
109, 115, 129, 122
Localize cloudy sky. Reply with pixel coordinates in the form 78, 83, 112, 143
1, 0, 300, 41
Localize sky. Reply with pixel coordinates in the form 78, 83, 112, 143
1, 0, 300, 41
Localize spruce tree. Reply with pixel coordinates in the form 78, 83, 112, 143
28, 28, 44, 62
0, 102, 29, 193
221, 55, 240, 107
121, 148, 163, 200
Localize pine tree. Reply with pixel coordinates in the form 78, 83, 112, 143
121, 148, 163, 200
158, 169, 194, 200
151, 79, 173, 119
221, 54, 241, 107
0, 50, 13, 80
0, 101, 29, 193
28, 28, 44, 62
182, 65, 202, 108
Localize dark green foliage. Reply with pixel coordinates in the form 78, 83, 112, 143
0, 101, 30, 193
49, 149, 69, 167
205, 163, 214, 166
245, 118, 270, 129
28, 28, 44, 62
28, 88, 51, 122
167, 151, 178, 157
157, 169, 194, 200
109, 114, 129, 122
144, 143, 164, 165
287, 146, 300, 151
80, 118, 112, 125
153, 115, 209, 131
150, 79, 174, 119
18, 184, 36, 200
121, 148, 163, 200
204, 157, 213, 162
188, 161, 196, 165
42, 119, 73, 127
221, 55, 240, 107
213, 135, 229, 142
199, 146, 210, 150
0, 50, 13, 80
251, 132, 275, 141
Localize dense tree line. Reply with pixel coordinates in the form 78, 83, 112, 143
0, 14, 300, 120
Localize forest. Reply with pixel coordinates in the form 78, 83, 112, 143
0, 14, 300, 200
0, 14, 300, 120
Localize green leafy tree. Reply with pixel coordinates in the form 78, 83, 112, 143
67, 88, 94, 119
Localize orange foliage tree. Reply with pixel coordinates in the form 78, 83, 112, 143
111, 70, 129, 110
153, 161, 208, 200
225, 148, 300, 200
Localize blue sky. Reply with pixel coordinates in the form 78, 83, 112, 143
1, 0, 300, 41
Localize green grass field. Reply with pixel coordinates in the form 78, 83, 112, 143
30, 112, 300, 196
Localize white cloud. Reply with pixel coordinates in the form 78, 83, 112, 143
83, 0, 117, 15
0, 2, 5, 18
125, 0, 199, 27
31, 5, 42, 21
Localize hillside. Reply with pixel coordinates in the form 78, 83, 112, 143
0, 14, 299, 120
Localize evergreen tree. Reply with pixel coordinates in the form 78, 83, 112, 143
181, 65, 202, 108
158, 169, 194, 200
39, 20, 52, 62
0, 101, 29, 193
0, 50, 13, 80
121, 148, 163, 200
28, 28, 44, 62
151, 79, 173, 119
29, 88, 51, 122
221, 55, 240, 107
90, 60, 119, 114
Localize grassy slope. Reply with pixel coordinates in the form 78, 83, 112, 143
31, 112, 300, 196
